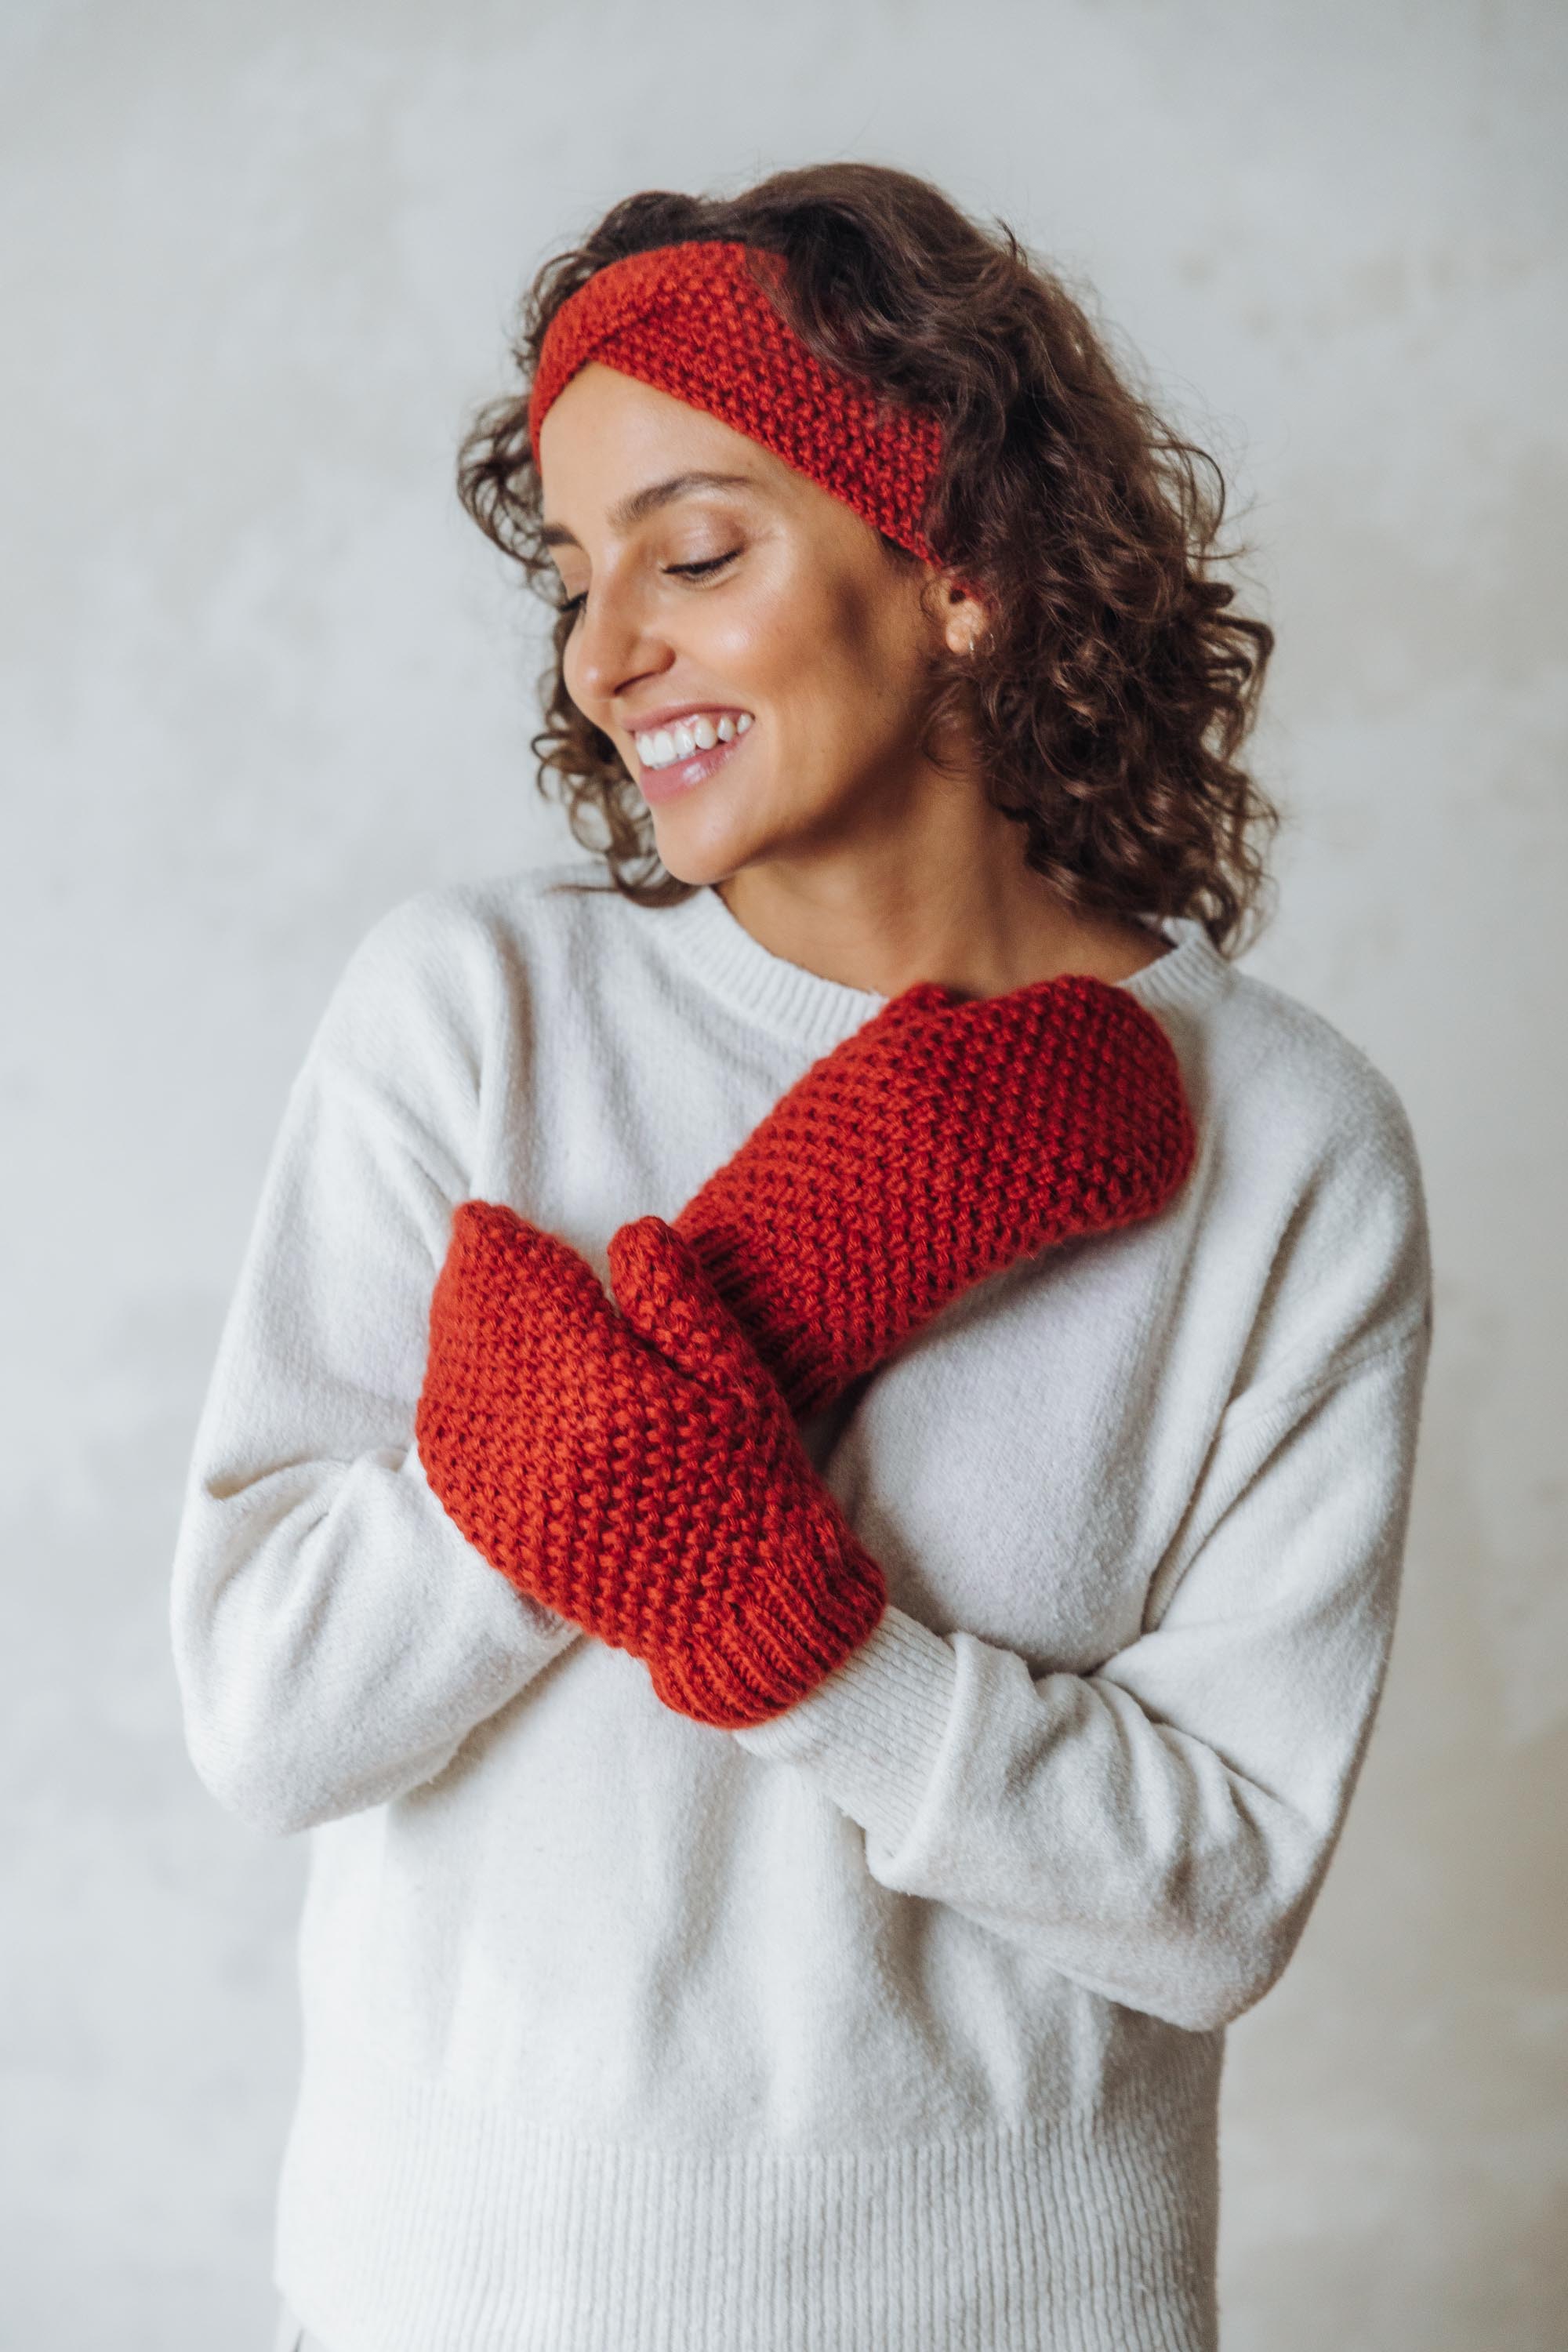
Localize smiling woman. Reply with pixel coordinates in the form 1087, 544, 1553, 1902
169, 160, 1431, 2352
458, 169, 1278, 993
531, 358, 1007, 945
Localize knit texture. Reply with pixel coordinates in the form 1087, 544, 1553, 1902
168, 859, 1433, 2352
414, 969, 1195, 1724
416, 1210, 888, 1729
527, 241, 945, 561
673, 971, 1196, 1422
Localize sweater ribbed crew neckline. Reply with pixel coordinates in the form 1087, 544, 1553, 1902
648, 874, 1231, 1050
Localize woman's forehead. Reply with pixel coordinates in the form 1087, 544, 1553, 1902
540, 367, 772, 488
539, 366, 832, 541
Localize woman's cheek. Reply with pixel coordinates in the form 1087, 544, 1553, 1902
702, 579, 810, 689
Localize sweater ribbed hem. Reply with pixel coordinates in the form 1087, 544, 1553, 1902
276, 2026, 1221, 2352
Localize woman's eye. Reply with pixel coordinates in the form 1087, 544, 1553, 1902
664, 547, 742, 581
555, 546, 738, 620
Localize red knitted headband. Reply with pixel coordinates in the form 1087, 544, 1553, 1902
527, 241, 944, 564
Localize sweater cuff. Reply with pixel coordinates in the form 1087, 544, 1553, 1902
730, 1606, 958, 1858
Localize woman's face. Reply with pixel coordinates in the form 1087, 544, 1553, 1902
536, 363, 974, 884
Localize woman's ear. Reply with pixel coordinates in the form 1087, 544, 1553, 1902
939, 575, 990, 657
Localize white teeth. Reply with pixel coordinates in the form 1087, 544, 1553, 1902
635, 712, 753, 768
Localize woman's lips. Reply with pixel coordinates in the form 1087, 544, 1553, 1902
635, 724, 751, 804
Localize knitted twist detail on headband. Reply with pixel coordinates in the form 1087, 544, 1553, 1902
526, 241, 945, 564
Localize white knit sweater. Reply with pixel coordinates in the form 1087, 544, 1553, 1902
170, 853, 1431, 2352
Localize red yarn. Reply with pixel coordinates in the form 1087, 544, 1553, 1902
417, 1208, 888, 1730
415, 974, 1196, 1728
527, 241, 945, 564
673, 973, 1196, 1422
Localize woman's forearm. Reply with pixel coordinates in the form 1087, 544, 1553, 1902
170, 896, 579, 1836
734, 1313, 1430, 2033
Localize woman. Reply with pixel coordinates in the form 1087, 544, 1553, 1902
171, 163, 1432, 2352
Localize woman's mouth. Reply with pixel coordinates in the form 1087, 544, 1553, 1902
631, 709, 753, 804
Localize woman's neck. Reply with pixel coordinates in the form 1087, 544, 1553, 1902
713, 793, 1168, 1001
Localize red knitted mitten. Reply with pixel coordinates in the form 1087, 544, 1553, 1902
415, 1203, 887, 1729
671, 973, 1194, 1421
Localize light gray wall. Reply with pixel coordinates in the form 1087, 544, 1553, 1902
2, 2, 1563, 2345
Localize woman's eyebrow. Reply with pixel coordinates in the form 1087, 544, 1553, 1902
540, 470, 759, 550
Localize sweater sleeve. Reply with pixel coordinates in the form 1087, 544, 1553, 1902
731, 1089, 1433, 2037
169, 895, 580, 1838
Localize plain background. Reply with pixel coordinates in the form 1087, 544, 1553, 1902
2, 2, 1564, 2346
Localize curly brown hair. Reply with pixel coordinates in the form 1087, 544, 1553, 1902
458, 162, 1277, 953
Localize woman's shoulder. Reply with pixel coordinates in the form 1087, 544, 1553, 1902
352, 850, 620, 953
1133, 923, 1422, 1201
1134, 927, 1432, 1393
323, 852, 638, 1021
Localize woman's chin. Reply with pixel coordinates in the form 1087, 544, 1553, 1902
648, 806, 782, 890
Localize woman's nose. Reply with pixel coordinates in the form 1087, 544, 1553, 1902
571, 579, 673, 708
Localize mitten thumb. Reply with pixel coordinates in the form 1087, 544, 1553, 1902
608, 1214, 764, 1391
440, 1199, 616, 1327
